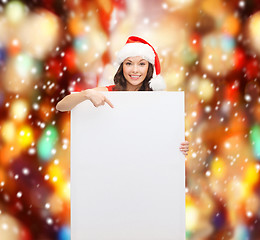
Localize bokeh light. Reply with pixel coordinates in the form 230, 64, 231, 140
9, 99, 29, 121
58, 225, 71, 240
37, 125, 59, 161
0, 214, 21, 240
248, 11, 260, 56
5, 1, 27, 25
17, 125, 34, 148
250, 125, 260, 160
1, 121, 16, 143
19, 10, 61, 59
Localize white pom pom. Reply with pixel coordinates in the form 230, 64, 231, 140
149, 75, 166, 91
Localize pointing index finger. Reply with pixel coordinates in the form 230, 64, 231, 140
104, 97, 114, 108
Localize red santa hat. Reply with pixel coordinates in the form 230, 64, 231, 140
116, 36, 166, 91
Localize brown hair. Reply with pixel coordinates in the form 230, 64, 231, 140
113, 62, 154, 91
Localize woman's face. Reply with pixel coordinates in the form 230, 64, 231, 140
123, 56, 149, 91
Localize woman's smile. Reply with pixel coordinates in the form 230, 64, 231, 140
130, 74, 141, 80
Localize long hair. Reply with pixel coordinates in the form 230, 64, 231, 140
113, 62, 154, 91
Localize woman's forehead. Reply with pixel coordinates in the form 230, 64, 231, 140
124, 56, 148, 62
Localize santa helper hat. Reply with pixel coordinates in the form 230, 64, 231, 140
116, 36, 166, 91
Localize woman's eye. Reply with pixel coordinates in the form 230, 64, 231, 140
126, 62, 131, 65
140, 62, 146, 66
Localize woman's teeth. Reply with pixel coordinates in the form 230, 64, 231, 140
130, 75, 141, 79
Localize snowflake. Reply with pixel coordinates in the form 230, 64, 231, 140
22, 168, 30, 175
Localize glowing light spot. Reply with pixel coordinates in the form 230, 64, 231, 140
205, 106, 211, 113
52, 176, 58, 182
1, 121, 16, 143
239, 1, 245, 8
211, 157, 226, 178
186, 205, 199, 231
18, 125, 34, 148
246, 211, 253, 217
22, 168, 30, 175
249, 125, 260, 159
16, 192, 22, 198
46, 217, 53, 225
37, 125, 58, 161
10, 99, 28, 121
45, 203, 50, 209
225, 142, 231, 148
5, 1, 27, 24
162, 3, 168, 9
28, 148, 36, 155
2, 223, 8, 230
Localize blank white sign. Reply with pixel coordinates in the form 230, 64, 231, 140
71, 91, 185, 240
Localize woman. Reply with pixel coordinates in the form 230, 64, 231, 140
56, 36, 189, 155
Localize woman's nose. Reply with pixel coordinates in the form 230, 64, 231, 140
132, 64, 138, 72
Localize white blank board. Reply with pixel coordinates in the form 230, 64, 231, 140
71, 91, 185, 240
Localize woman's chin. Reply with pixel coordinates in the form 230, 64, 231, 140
126, 80, 144, 90
127, 78, 144, 85
129, 81, 142, 87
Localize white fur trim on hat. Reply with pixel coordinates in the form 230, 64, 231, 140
116, 43, 155, 65
149, 75, 166, 91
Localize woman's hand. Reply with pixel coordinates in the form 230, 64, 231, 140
179, 141, 189, 156
82, 89, 114, 108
